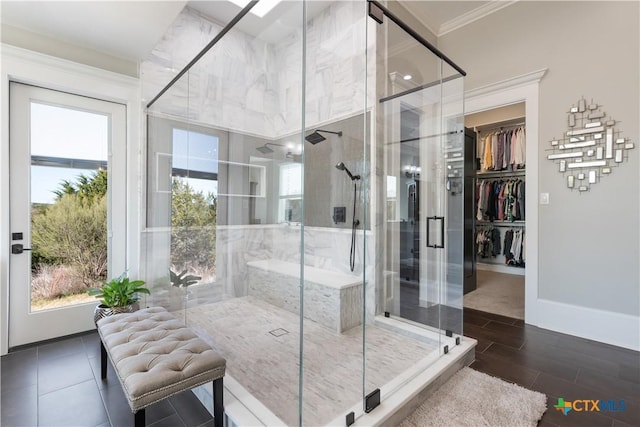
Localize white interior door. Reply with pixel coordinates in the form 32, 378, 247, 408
9, 82, 126, 348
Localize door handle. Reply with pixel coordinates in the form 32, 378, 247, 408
426, 216, 445, 249
11, 244, 32, 254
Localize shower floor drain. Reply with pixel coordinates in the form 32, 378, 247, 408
269, 328, 289, 337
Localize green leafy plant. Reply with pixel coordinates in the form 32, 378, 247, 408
88, 272, 150, 307
170, 269, 202, 288
171, 179, 216, 271
32, 171, 108, 285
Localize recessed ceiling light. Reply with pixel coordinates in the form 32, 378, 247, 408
403, 74, 412, 80
227, 0, 282, 18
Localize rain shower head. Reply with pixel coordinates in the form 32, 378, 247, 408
256, 143, 284, 154
305, 129, 343, 144
335, 161, 360, 181
305, 131, 326, 144
256, 145, 274, 154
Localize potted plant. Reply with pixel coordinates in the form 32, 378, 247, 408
88, 272, 150, 324
169, 269, 202, 288
169, 269, 201, 323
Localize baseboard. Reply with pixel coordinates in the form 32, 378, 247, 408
530, 298, 640, 351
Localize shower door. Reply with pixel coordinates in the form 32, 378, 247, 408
370, 0, 464, 370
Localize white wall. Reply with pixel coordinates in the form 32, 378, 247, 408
1, 25, 138, 77
439, 1, 639, 348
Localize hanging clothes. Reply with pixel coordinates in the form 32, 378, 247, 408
483, 133, 493, 171
504, 228, 525, 267
515, 127, 526, 167
476, 179, 525, 222
476, 227, 501, 259
477, 126, 526, 171
475, 123, 526, 271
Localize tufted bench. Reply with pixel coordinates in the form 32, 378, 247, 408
96, 306, 226, 427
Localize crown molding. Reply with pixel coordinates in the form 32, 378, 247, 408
439, 1, 519, 37
1, 44, 139, 88
466, 69, 547, 100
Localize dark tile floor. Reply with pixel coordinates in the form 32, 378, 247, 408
1, 331, 214, 427
2, 309, 639, 426
464, 307, 640, 427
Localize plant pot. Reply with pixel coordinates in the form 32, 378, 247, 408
93, 302, 140, 325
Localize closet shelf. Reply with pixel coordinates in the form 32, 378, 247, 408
474, 117, 526, 133
476, 220, 525, 227
477, 169, 525, 178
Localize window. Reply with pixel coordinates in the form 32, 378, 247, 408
171, 128, 219, 197
145, 117, 223, 285
386, 175, 397, 220
278, 162, 302, 222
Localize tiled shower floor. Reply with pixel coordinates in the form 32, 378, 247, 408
185, 296, 440, 426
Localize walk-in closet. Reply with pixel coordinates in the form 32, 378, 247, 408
464, 103, 526, 319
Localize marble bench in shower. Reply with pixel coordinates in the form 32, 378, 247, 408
246, 259, 363, 333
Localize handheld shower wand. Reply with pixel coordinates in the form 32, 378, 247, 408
335, 162, 360, 181
336, 161, 360, 272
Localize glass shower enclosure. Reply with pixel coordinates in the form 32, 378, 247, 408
141, 1, 466, 425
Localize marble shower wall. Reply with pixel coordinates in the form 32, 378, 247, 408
143, 6, 280, 137
143, 2, 379, 321
216, 225, 376, 321
274, 0, 372, 135
142, 2, 374, 138
142, 7, 223, 105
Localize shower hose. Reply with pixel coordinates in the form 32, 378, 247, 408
350, 181, 359, 272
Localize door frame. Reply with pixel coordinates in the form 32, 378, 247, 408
8, 82, 127, 347
0, 45, 141, 354
464, 69, 545, 329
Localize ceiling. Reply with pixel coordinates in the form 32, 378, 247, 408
0, 1, 187, 61
401, 1, 516, 36
0, 1, 514, 62
188, 1, 335, 44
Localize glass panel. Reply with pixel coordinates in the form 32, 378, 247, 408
142, 1, 465, 423
442, 61, 465, 337
302, 2, 368, 424
369, 4, 465, 414
29, 102, 109, 311
143, 2, 305, 424
145, 77, 189, 319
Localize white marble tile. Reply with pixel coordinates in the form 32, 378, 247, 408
186, 296, 439, 426
142, 2, 375, 139
247, 260, 362, 333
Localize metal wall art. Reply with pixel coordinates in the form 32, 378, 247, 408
547, 97, 635, 192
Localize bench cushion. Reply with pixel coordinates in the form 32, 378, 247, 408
97, 306, 225, 411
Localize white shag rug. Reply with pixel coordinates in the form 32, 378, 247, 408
400, 367, 547, 427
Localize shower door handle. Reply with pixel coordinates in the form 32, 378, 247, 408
426, 216, 445, 249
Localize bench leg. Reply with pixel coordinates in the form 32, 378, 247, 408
100, 341, 107, 380
134, 409, 145, 427
213, 378, 224, 427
